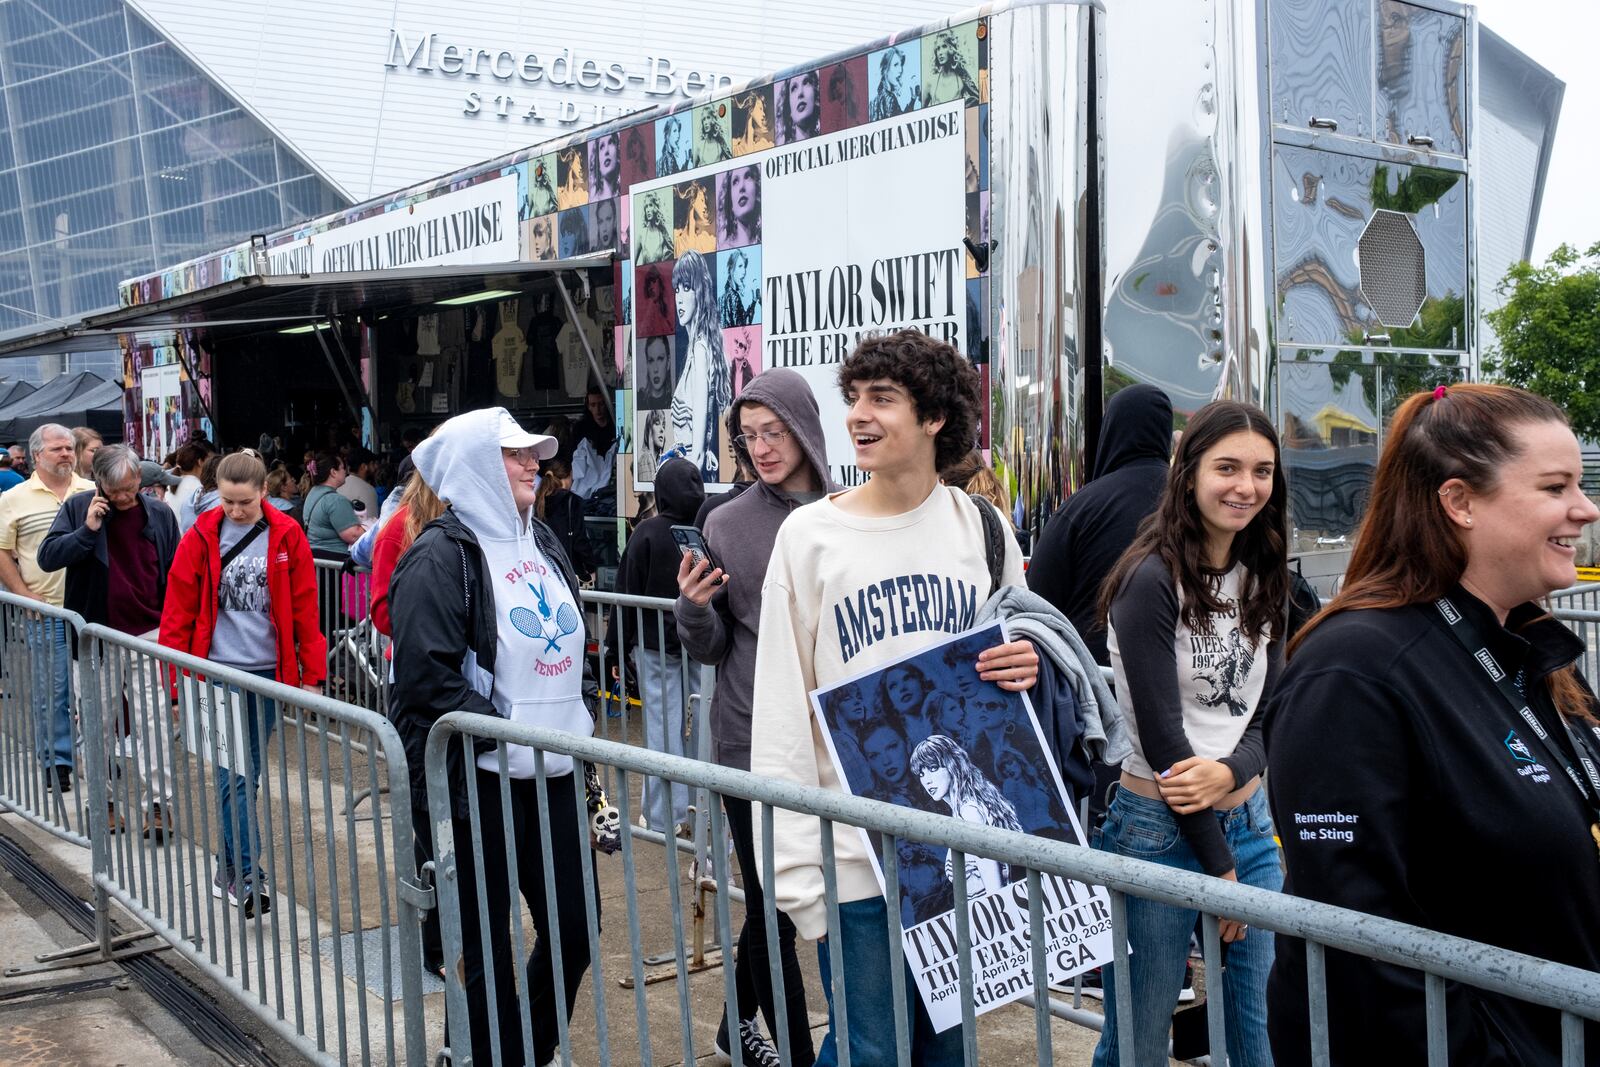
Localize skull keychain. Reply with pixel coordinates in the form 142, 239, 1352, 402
585, 761, 622, 855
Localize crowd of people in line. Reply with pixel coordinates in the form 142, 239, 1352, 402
1, 326, 1598, 1065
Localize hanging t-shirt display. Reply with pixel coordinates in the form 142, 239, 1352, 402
526, 295, 564, 392
492, 298, 527, 399
416, 313, 442, 356
558, 300, 602, 397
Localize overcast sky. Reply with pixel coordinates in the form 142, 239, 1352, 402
1474, 0, 1599, 261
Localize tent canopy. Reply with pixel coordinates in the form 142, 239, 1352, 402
0, 371, 122, 445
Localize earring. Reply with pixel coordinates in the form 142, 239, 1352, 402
1465, 519, 1472, 526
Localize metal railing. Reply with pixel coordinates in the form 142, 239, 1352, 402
314, 558, 389, 714
0, 593, 94, 847
424, 713, 1600, 1067
73, 623, 430, 1067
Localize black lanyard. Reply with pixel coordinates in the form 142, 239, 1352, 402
1432, 596, 1600, 857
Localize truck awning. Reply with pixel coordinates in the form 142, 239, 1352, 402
0, 256, 611, 360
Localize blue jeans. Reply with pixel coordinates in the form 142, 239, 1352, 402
815, 896, 964, 1067
1091, 785, 1282, 1067
216, 669, 278, 880
26, 617, 73, 769
631, 645, 696, 832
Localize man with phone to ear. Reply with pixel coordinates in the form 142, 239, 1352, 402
675, 367, 835, 1066
39, 445, 179, 839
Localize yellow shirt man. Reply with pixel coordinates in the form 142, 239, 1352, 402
0, 472, 95, 606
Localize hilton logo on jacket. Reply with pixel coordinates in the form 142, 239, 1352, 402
833, 575, 979, 664
1475, 647, 1505, 681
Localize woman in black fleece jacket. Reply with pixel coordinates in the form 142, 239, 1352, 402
1267, 383, 1600, 1065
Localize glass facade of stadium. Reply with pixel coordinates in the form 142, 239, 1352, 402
0, 0, 346, 381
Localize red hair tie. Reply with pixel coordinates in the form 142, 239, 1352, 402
1433, 385, 1448, 400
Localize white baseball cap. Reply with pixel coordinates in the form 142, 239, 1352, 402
498, 411, 560, 460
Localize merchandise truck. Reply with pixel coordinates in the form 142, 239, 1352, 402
10, 0, 1555, 578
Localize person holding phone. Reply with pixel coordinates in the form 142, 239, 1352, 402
674, 366, 834, 1066
38, 445, 180, 838
160, 450, 325, 916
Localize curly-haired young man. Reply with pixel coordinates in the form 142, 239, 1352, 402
749, 329, 1039, 1066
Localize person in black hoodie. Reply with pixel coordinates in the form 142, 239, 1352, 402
1028, 383, 1173, 838
616, 456, 705, 834
1266, 383, 1600, 1065
1027, 382, 1173, 664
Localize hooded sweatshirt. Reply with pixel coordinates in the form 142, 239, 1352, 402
615, 457, 705, 653
411, 407, 591, 778
1026, 383, 1172, 664
674, 368, 836, 770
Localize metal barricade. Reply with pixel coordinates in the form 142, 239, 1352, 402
314, 557, 389, 713
76, 622, 430, 1067
582, 588, 726, 983
0, 590, 93, 847
1551, 582, 1600, 615
425, 713, 1600, 1067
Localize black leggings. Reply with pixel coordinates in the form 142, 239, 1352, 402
446, 770, 596, 1067
724, 794, 817, 1066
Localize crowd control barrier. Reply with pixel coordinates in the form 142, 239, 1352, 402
0, 591, 93, 847
424, 712, 1600, 1067
73, 623, 430, 1067
314, 558, 388, 714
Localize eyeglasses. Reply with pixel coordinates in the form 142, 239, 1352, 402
502, 447, 542, 467
733, 430, 792, 449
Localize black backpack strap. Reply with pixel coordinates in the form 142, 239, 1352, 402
968, 492, 1006, 597
219, 518, 268, 573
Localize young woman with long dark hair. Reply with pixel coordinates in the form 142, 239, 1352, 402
1266, 384, 1600, 1063
1092, 399, 1288, 1067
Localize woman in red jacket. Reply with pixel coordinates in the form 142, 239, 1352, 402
160, 450, 326, 917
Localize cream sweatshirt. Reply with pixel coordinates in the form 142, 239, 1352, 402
749, 485, 1025, 940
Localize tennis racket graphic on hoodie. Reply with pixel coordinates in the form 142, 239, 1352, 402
509, 578, 580, 652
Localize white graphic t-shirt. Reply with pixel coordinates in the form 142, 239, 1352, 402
211, 518, 276, 672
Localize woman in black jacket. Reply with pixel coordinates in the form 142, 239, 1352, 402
1266, 383, 1600, 1064
388, 407, 597, 1067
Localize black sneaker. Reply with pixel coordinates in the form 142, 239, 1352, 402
713, 1015, 780, 1067
52, 766, 72, 794
212, 869, 272, 918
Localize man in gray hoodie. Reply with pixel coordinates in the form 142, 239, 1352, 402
677, 367, 833, 1066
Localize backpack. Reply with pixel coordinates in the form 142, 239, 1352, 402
969, 492, 1007, 597
1286, 556, 1321, 640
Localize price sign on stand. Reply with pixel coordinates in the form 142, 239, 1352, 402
181, 681, 249, 772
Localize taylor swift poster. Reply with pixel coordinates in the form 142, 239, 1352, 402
673, 178, 717, 257
730, 86, 775, 155
634, 260, 676, 338
717, 246, 762, 328
922, 25, 981, 108
716, 165, 761, 248
868, 41, 922, 121
776, 70, 821, 144
526, 153, 559, 217
620, 123, 655, 188
695, 102, 736, 167
811, 623, 1111, 1033
557, 145, 589, 209
820, 56, 867, 134
655, 112, 694, 176
588, 130, 622, 201
633, 188, 675, 265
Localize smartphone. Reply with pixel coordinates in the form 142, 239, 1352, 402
671, 525, 724, 585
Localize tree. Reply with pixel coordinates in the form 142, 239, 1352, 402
1485, 243, 1600, 439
